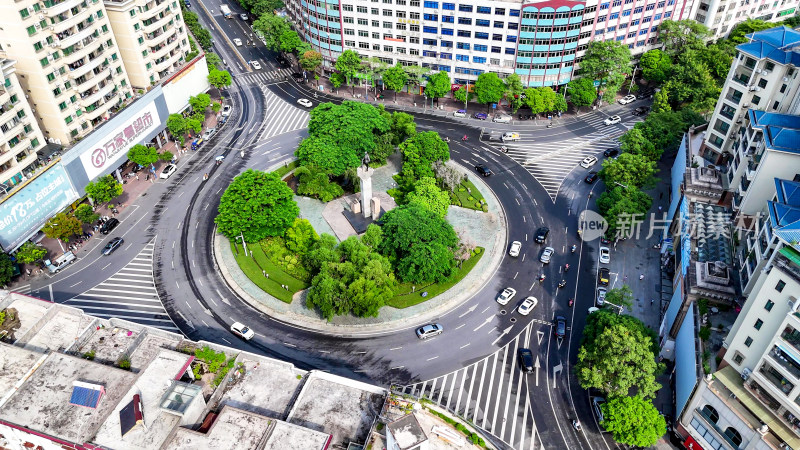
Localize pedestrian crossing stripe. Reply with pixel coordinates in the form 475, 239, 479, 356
237, 68, 293, 85
256, 86, 310, 140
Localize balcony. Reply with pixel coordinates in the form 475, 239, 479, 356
142, 12, 170, 34
59, 27, 96, 49
154, 50, 182, 72
74, 59, 109, 84
759, 362, 795, 396
141, 0, 170, 21
732, 73, 751, 86
80, 82, 115, 107
769, 346, 800, 381
2, 120, 25, 140
44, 0, 83, 18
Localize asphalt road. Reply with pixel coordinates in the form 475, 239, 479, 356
21, 4, 654, 448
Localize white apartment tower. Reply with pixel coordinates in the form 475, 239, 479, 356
688, 0, 798, 39
0, 59, 46, 187
0, 0, 134, 145
104, 0, 191, 89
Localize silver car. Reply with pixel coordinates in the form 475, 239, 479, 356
416, 323, 443, 339
540, 246, 554, 264
596, 287, 607, 306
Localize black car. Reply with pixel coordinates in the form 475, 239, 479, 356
291, 72, 304, 82
535, 227, 549, 243
603, 148, 619, 158
102, 237, 124, 255
475, 164, 492, 177
517, 348, 534, 373
637, 89, 654, 99
632, 106, 651, 116
585, 171, 599, 184
99, 218, 120, 235
555, 316, 566, 338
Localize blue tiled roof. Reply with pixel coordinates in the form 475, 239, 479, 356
769, 178, 800, 250
748, 110, 800, 155
737, 26, 800, 66
69, 382, 104, 409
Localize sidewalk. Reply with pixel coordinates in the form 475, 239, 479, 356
8, 100, 223, 289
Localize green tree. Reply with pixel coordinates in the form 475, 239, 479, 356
579, 41, 631, 102
127, 144, 159, 167
604, 285, 635, 310
85, 175, 123, 205
208, 69, 232, 89
639, 49, 672, 84
399, 131, 450, 180
166, 114, 186, 138
403, 66, 431, 91
619, 128, 658, 160
279, 29, 303, 52
567, 78, 598, 108
424, 70, 451, 105
294, 164, 345, 201
159, 151, 173, 162
407, 177, 450, 218
379, 204, 458, 283
295, 137, 356, 176
503, 73, 525, 111
215, 169, 299, 242
205, 52, 222, 71
665, 50, 720, 111
576, 321, 662, 398
252, 13, 291, 51
299, 50, 323, 75
657, 19, 711, 56
238, 0, 285, 17
389, 111, 416, 145
0, 253, 14, 285
362, 223, 383, 248
699, 43, 734, 80
453, 86, 468, 104
42, 212, 82, 242
727, 19, 773, 45
651, 88, 671, 114
523, 87, 545, 114
581, 310, 660, 354
15, 242, 47, 263
73, 204, 99, 224
329, 72, 345, 91
383, 64, 408, 101
602, 396, 667, 447
599, 153, 657, 188
186, 117, 203, 135
285, 218, 319, 253
306, 101, 390, 171
473, 72, 506, 111
189, 93, 211, 112
596, 187, 653, 238
335, 50, 363, 95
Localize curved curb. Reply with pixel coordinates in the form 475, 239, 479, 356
212, 160, 507, 338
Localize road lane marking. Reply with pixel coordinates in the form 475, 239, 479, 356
426, 356, 439, 361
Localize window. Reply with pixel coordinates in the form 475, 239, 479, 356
441, 28, 453, 35
459, 4, 472, 11
475, 44, 487, 52
598, 15, 606, 22
701, 405, 719, 423
443, 2, 454, 9
39, 57, 49, 68
457, 30, 471, 37
477, 6, 491, 13
622, 9, 631, 15
764, 300, 775, 311
423, 1, 438, 7
440, 52, 452, 59
724, 428, 742, 447
744, 336, 753, 346
732, 351, 745, 364
423, 26, 437, 33
130, 9, 136, 16
458, 17, 471, 25
773, 101, 781, 110
610, 12, 619, 18
475, 32, 489, 39
456, 54, 468, 61
777, 280, 786, 292
442, 15, 454, 22
493, 34, 502, 41
600, 2, 610, 8
441, 40, 452, 47
27, 25, 37, 36
755, 319, 764, 330
384, 21, 393, 28
634, 6, 643, 12
506, 35, 516, 42
758, 78, 768, 88
505, 47, 515, 54
494, 21, 504, 28
357, 5, 367, 12
457, 42, 470, 50
491, 46, 501, 53
33, 42, 43, 52
476, 19, 490, 26
510, 9, 520, 16
765, 61, 775, 71
473, 56, 486, 63
424, 13, 438, 20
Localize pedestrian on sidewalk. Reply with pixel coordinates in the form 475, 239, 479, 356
651, 299, 655, 305
135, 174, 139, 181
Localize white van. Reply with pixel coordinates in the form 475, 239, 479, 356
493, 114, 512, 123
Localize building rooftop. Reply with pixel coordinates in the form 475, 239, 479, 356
263, 418, 331, 450
738, 26, 800, 66
287, 372, 386, 447
0, 342, 44, 402
387, 413, 428, 450
749, 110, 800, 155
218, 354, 303, 419
93, 349, 194, 450
163, 406, 274, 450
18, 305, 96, 353
0, 351, 137, 444
1, 294, 50, 341
769, 178, 800, 250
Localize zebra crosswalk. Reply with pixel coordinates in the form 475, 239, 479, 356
399, 321, 545, 450
64, 239, 181, 333
256, 85, 310, 140
237, 68, 293, 85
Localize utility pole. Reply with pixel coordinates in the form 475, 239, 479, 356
628, 66, 638, 93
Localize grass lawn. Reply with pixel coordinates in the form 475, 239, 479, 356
450, 179, 487, 212
387, 247, 484, 308
230, 240, 308, 303
272, 160, 298, 178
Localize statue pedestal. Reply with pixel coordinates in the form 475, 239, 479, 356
357, 166, 374, 218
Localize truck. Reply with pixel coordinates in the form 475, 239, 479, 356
44, 251, 76, 274
220, 5, 232, 18
501, 132, 520, 142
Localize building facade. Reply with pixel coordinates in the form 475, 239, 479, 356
0, 59, 46, 187
688, 0, 797, 39
285, 0, 695, 88
0, 0, 136, 146
104, 0, 191, 89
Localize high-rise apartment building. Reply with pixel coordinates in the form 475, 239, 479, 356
104, 0, 191, 89
688, 0, 798, 39
285, 0, 694, 88
0, 59, 46, 187
0, 0, 135, 145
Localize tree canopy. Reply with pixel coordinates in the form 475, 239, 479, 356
567, 78, 598, 108
639, 49, 672, 84
425, 70, 451, 102
208, 69, 232, 89
0, 254, 14, 285
657, 20, 711, 56
166, 114, 186, 138
252, 14, 291, 52
601, 395, 667, 447
127, 144, 159, 167
299, 50, 323, 74
15, 242, 47, 263
42, 212, 82, 242
215, 169, 299, 242
85, 175, 123, 205
524, 87, 567, 115
579, 41, 631, 102
504, 73, 525, 111
599, 153, 657, 189
383, 64, 409, 100
335, 50, 363, 88
399, 131, 450, 180
189, 93, 211, 112
73, 204, 99, 224
474, 72, 506, 108
236, 0, 284, 17
407, 177, 450, 218
379, 204, 458, 283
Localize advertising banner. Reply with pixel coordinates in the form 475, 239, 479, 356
79, 101, 161, 180
0, 164, 78, 251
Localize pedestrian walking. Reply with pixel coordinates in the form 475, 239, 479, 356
135, 174, 139, 181
639, 274, 645, 280
658, 206, 663, 211
651, 299, 655, 305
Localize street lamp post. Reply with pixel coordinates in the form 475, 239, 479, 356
238, 231, 248, 257
628, 66, 638, 94
604, 300, 625, 315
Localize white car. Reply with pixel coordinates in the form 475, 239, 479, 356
618, 94, 637, 105
202, 127, 216, 140
297, 98, 313, 108
580, 156, 598, 168
239, 13, 249, 20
588, 307, 600, 314
159, 164, 177, 179
604, 115, 622, 125
599, 246, 610, 264
233, 38, 243, 46
230, 322, 255, 340
251, 61, 262, 70
596, 287, 607, 307
518, 296, 538, 316
221, 105, 232, 117
493, 114, 512, 123
453, 109, 467, 118
496, 287, 517, 306
540, 246, 554, 264
509, 240, 522, 257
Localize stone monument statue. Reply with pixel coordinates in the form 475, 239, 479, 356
356, 151, 374, 218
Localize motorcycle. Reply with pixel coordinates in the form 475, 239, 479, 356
444, 137, 450, 142
572, 420, 582, 431
462, 135, 469, 141
571, 245, 577, 253
564, 264, 570, 272
558, 280, 566, 288
539, 274, 546, 283
547, 122, 554, 128
568, 298, 574, 308
500, 146, 508, 153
